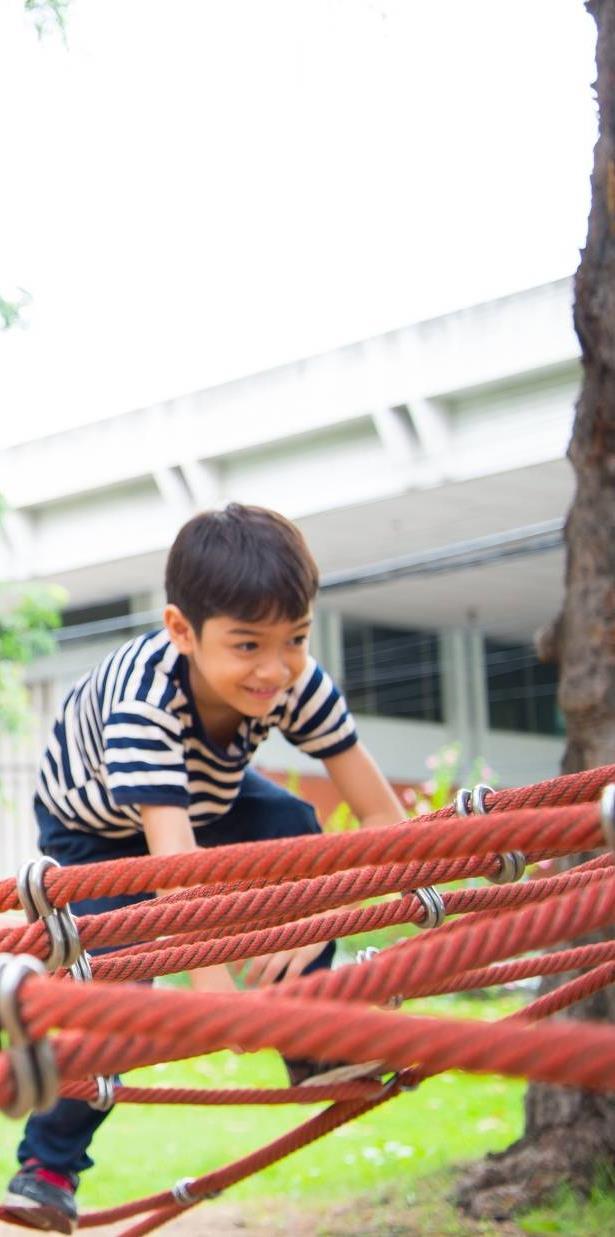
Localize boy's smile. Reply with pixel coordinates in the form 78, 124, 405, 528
164, 606, 312, 742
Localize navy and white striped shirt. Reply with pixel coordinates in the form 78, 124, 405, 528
36, 630, 358, 836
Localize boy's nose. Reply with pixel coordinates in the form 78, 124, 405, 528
257, 656, 291, 686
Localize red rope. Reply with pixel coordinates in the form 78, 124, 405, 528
59, 1080, 382, 1105
88, 862, 613, 987
276, 869, 615, 1009
510, 962, 615, 1023
0, 801, 604, 916
406, 940, 615, 997
79, 1077, 408, 1232
5, 983, 615, 1094
0, 762, 612, 1235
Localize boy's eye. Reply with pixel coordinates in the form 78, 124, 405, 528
235, 641, 259, 652
290, 635, 307, 647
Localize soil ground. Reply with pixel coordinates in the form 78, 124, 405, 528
0, 1181, 530, 1236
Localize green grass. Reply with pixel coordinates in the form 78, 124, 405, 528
519, 1173, 615, 1235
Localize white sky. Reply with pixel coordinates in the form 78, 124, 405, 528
0, 0, 598, 448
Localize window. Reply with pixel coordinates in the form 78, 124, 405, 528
58, 597, 138, 644
61, 598, 132, 629
342, 621, 443, 722
485, 639, 562, 736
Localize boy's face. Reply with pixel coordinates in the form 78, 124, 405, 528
164, 607, 312, 717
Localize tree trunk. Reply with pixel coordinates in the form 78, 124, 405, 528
456, 0, 615, 1218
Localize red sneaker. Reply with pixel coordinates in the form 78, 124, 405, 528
4, 1159, 78, 1234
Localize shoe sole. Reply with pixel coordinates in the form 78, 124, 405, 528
4, 1191, 76, 1234
298, 1059, 384, 1085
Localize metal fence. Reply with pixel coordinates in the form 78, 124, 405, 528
0, 756, 39, 876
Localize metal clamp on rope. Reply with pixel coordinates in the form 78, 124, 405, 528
172, 1177, 198, 1206
17, 858, 81, 971
70, 951, 93, 983
90, 1075, 115, 1112
356, 945, 403, 1009
172, 1176, 220, 1205
0, 953, 58, 1118
69, 949, 116, 1111
455, 783, 526, 885
413, 885, 446, 929
600, 784, 615, 854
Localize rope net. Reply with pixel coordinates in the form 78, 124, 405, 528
0, 761, 613, 1235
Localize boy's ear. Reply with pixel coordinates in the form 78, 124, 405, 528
163, 604, 196, 654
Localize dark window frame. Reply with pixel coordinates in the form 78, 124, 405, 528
485, 637, 562, 737
342, 620, 443, 723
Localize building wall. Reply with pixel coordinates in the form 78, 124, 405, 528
0, 279, 575, 875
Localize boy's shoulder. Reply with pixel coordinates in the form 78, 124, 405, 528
96, 628, 182, 711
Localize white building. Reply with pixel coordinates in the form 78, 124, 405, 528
0, 277, 579, 872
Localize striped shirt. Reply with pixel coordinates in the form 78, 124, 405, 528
36, 630, 358, 836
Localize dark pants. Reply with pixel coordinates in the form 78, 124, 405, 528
19, 768, 334, 1176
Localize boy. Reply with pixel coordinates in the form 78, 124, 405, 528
6, 503, 405, 1233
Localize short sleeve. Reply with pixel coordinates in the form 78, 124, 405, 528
279, 657, 358, 759
102, 700, 188, 808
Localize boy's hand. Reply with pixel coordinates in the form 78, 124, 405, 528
237, 942, 327, 987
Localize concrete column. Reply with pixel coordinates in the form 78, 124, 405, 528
314, 608, 344, 683
439, 618, 488, 771
464, 617, 489, 766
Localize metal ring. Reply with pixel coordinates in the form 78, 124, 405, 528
4, 1047, 40, 1118
489, 850, 526, 885
29, 859, 81, 969
16, 863, 38, 923
68, 952, 115, 1107
455, 788, 472, 816
26, 858, 60, 919
414, 886, 446, 929
0, 955, 47, 1047
55, 907, 81, 969
172, 1177, 198, 1206
89, 1075, 115, 1112
469, 783, 526, 885
355, 946, 379, 966
31, 1038, 58, 1113
471, 783, 494, 815
356, 946, 402, 1007
70, 952, 94, 983
16, 859, 81, 970
386, 992, 404, 1010
601, 784, 615, 853
0, 955, 58, 1117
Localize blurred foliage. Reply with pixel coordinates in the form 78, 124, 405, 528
0, 572, 66, 733
0, 289, 31, 332
317, 742, 499, 831
403, 742, 499, 817
24, 0, 69, 40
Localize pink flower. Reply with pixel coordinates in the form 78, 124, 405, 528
402, 787, 417, 808
421, 779, 436, 796
425, 754, 438, 770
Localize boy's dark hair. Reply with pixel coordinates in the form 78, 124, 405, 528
165, 504, 319, 631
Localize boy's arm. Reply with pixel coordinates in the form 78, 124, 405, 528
139, 803, 237, 994
241, 744, 405, 989
323, 741, 406, 828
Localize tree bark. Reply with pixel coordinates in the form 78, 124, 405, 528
456, 0, 615, 1218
